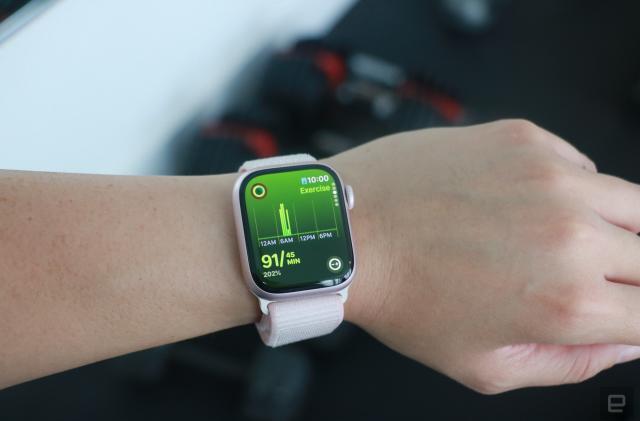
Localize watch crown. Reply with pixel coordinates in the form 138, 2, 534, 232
345, 185, 355, 210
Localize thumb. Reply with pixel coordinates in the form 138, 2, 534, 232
613, 344, 640, 365
495, 343, 640, 389
556, 344, 640, 382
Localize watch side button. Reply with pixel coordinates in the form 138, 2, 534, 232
345, 184, 355, 210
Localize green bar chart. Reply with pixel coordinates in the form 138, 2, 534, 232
245, 168, 345, 243
278, 203, 292, 236
250, 194, 339, 241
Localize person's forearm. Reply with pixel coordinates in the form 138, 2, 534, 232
9, 120, 630, 396
0, 170, 259, 388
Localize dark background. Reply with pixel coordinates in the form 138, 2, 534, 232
3, 1, 640, 420
325, 0, 640, 181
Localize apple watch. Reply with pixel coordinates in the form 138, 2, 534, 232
232, 154, 356, 347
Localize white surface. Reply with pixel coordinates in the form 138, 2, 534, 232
0, 0, 354, 175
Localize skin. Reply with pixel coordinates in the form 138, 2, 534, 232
2, 119, 640, 393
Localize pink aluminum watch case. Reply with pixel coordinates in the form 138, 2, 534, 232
232, 161, 357, 304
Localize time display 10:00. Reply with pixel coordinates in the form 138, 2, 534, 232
300, 175, 330, 185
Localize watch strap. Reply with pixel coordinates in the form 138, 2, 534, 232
240, 153, 346, 347
240, 153, 315, 172
256, 294, 344, 347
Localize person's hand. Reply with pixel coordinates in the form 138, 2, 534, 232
330, 119, 640, 394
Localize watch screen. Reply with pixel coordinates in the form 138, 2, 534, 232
239, 164, 354, 293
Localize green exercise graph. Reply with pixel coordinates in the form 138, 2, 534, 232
245, 168, 345, 244
252, 197, 339, 241
278, 203, 293, 236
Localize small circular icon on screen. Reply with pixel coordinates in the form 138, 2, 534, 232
327, 256, 343, 273
251, 183, 267, 199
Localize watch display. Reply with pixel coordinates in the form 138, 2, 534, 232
239, 164, 354, 292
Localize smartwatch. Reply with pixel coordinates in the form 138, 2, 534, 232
232, 154, 356, 347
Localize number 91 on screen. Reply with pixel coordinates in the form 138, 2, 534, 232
261, 250, 301, 269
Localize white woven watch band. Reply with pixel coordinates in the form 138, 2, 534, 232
240, 153, 345, 347
256, 294, 344, 347
240, 153, 316, 172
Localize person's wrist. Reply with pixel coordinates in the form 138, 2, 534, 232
190, 174, 260, 331
217, 155, 389, 332
323, 155, 390, 331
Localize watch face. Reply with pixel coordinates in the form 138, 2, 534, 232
239, 164, 354, 293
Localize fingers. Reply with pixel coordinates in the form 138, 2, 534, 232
599, 283, 640, 345
590, 200, 640, 345
533, 224, 640, 346
478, 343, 640, 393
601, 222, 640, 285
518, 343, 640, 388
553, 223, 640, 345
594, 225, 640, 344
582, 173, 640, 233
